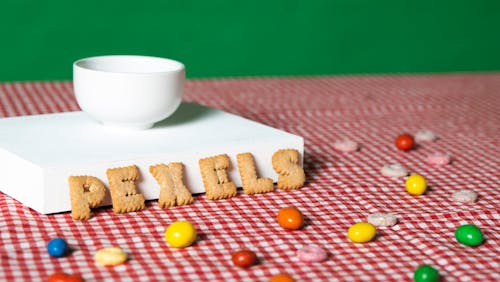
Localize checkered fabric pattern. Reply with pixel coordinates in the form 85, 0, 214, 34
0, 74, 499, 281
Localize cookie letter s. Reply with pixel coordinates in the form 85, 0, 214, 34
272, 149, 306, 190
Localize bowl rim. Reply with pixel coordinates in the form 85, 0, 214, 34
73, 55, 185, 75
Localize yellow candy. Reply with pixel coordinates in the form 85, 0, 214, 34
405, 174, 427, 195
347, 222, 376, 243
165, 221, 197, 248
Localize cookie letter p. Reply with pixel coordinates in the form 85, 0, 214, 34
106, 165, 145, 213
199, 154, 237, 200
68, 176, 106, 220
272, 149, 306, 190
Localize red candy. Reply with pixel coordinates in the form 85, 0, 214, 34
48, 273, 84, 282
395, 134, 415, 151
231, 250, 258, 268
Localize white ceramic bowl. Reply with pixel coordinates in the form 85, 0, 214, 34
73, 55, 184, 129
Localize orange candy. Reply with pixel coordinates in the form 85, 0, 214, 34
47, 273, 84, 282
269, 273, 296, 282
277, 207, 303, 230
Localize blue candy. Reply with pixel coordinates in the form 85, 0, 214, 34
47, 238, 68, 257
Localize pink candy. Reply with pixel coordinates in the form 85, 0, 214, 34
333, 140, 359, 152
296, 245, 328, 263
426, 153, 451, 166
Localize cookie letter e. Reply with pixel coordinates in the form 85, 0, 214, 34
199, 154, 237, 200
106, 165, 145, 213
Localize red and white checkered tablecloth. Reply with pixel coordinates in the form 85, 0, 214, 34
0, 74, 499, 281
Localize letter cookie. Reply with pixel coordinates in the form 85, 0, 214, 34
199, 154, 237, 200
68, 176, 106, 220
150, 162, 193, 208
236, 152, 273, 194
272, 149, 306, 190
106, 165, 145, 213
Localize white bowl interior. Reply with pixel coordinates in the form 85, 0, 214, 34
75, 55, 184, 74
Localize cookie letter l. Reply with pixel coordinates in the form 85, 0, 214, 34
237, 152, 274, 194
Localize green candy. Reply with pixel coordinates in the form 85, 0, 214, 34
455, 224, 483, 246
414, 265, 439, 282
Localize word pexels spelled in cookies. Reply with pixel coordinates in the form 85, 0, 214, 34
69, 149, 305, 220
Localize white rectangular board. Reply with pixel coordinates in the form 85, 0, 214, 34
0, 103, 303, 214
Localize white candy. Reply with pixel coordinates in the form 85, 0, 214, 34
333, 140, 359, 152
452, 190, 478, 203
415, 129, 438, 142
367, 214, 398, 227
380, 164, 409, 178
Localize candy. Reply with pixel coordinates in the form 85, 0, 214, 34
413, 265, 439, 282
380, 164, 409, 178
94, 247, 128, 266
405, 174, 427, 195
47, 272, 84, 282
415, 130, 438, 142
455, 224, 483, 246
269, 273, 296, 282
277, 207, 304, 230
47, 238, 68, 258
333, 140, 359, 152
296, 245, 328, 262
367, 214, 398, 227
165, 221, 197, 248
347, 222, 376, 243
452, 190, 478, 203
395, 134, 415, 151
231, 250, 258, 268
426, 153, 451, 166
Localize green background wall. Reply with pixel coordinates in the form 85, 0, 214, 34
1, 0, 499, 81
